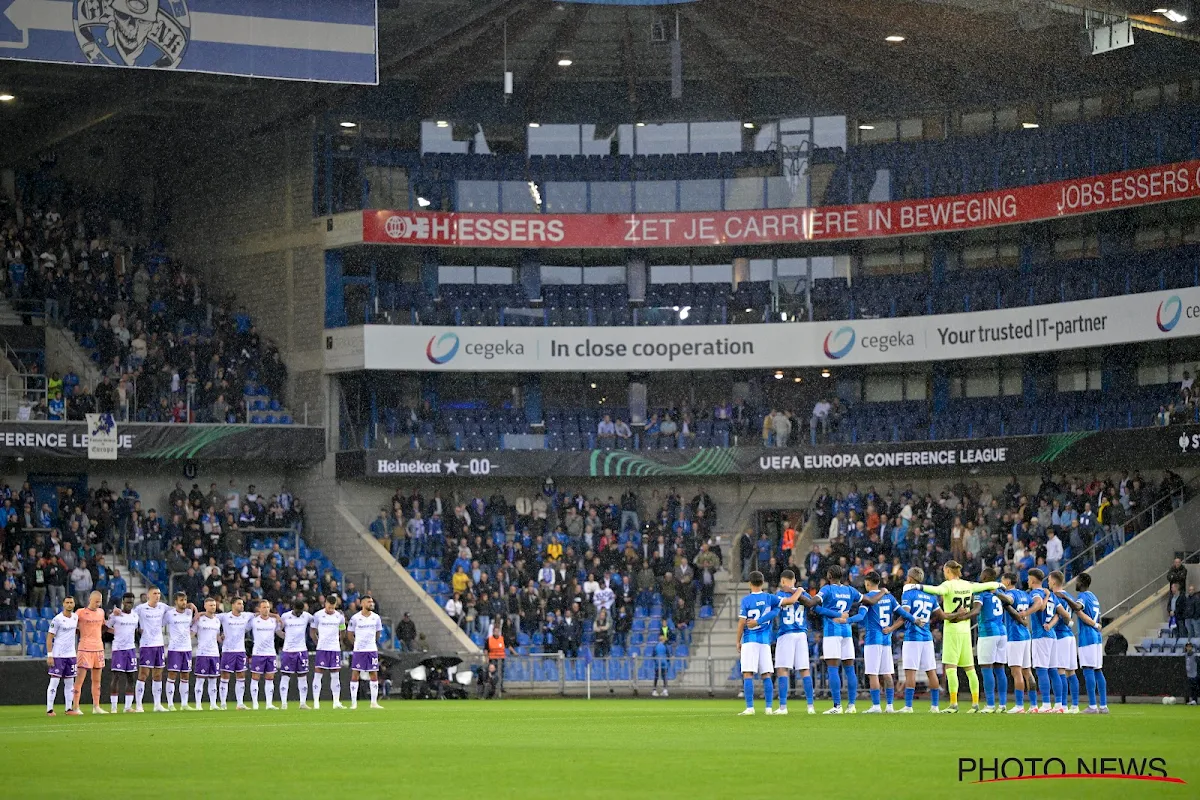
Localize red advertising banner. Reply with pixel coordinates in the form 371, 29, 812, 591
362, 159, 1200, 249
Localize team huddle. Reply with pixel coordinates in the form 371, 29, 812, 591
44, 587, 387, 716
737, 561, 1108, 715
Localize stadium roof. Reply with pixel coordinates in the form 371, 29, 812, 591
0, 0, 1197, 159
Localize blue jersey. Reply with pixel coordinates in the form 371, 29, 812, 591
1077, 591, 1103, 647
817, 584, 861, 638
1001, 588, 1031, 642
1030, 588, 1054, 640
862, 590, 898, 646
977, 590, 1007, 638
774, 589, 807, 637
1053, 593, 1074, 639
739, 592, 781, 645
900, 586, 937, 643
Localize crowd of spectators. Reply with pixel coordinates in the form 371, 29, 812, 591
1154, 370, 1200, 428
372, 482, 723, 653
1, 183, 288, 423
742, 470, 1188, 596
0, 478, 340, 622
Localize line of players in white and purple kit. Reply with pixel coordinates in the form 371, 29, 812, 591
735, 565, 1108, 715
45, 585, 388, 715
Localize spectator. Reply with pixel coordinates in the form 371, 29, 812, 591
810, 398, 832, 440
614, 418, 632, 445
70, 561, 92, 606
0, 575, 19, 622
1186, 643, 1198, 706
597, 415, 616, 448
1104, 629, 1128, 656
444, 592, 464, 628
397, 612, 417, 651
1045, 529, 1063, 572
1168, 583, 1185, 637
1188, 585, 1200, 640
593, 607, 612, 658
659, 415, 678, 443
1168, 557, 1188, 588
771, 409, 791, 449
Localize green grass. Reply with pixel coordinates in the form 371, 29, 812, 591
0, 700, 1195, 798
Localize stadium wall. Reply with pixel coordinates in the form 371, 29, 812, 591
162, 122, 329, 428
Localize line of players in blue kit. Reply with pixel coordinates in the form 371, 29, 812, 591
736, 564, 1109, 715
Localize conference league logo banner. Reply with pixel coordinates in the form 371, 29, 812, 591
0, 422, 324, 463
85, 413, 118, 460
0, 0, 378, 84
349, 426, 1200, 480
325, 286, 1200, 373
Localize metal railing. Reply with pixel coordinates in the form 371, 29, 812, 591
0, 619, 27, 655
1059, 476, 1198, 581
1104, 545, 1200, 622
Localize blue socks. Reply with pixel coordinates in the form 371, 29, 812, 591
829, 665, 842, 707
995, 667, 1008, 707
1052, 671, 1065, 706
905, 687, 915, 708
981, 665, 995, 707
885, 686, 894, 706
870, 688, 881, 707
777, 675, 789, 708
1036, 668, 1051, 705
1067, 673, 1079, 707
843, 665, 858, 706
802, 675, 814, 707
1015, 689, 1024, 709
762, 677, 774, 708
1096, 670, 1107, 707
743, 678, 754, 709
931, 688, 940, 709
1083, 668, 1097, 707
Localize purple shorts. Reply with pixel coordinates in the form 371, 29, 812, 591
351, 651, 379, 673
219, 651, 248, 674
249, 655, 278, 675
166, 651, 192, 673
138, 645, 165, 669
111, 649, 138, 673
314, 650, 342, 671
193, 655, 220, 678
48, 657, 77, 678
279, 651, 309, 675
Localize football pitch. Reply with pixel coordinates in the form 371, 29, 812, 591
0, 700, 1194, 798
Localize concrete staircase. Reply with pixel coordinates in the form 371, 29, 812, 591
302, 503, 479, 655
672, 569, 741, 693
108, 551, 151, 600
0, 295, 29, 326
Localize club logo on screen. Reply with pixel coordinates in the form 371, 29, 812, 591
74, 0, 191, 70
823, 326, 856, 359
1157, 295, 1182, 332
426, 332, 460, 365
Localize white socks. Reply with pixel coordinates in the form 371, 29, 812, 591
298, 676, 308, 705
219, 678, 229, 705
110, 694, 118, 713
135, 679, 146, 710
280, 676, 290, 705
350, 680, 359, 706
249, 680, 259, 705
124, 693, 134, 712
208, 679, 219, 708
165, 682, 176, 706
180, 680, 190, 707
235, 679, 245, 706
152, 680, 163, 708
330, 673, 341, 701
265, 681, 274, 705
369, 681, 379, 704
47, 677, 60, 712
312, 673, 323, 702
63, 678, 74, 710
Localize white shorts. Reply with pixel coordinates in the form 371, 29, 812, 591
1078, 642, 1103, 669
902, 640, 936, 673
1032, 637, 1055, 669
822, 635, 854, 661
1053, 636, 1078, 671
864, 644, 894, 676
740, 641, 773, 675
977, 635, 1007, 665
1007, 639, 1032, 669
775, 632, 810, 672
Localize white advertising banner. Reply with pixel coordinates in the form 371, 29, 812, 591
85, 414, 119, 460
325, 287, 1200, 373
